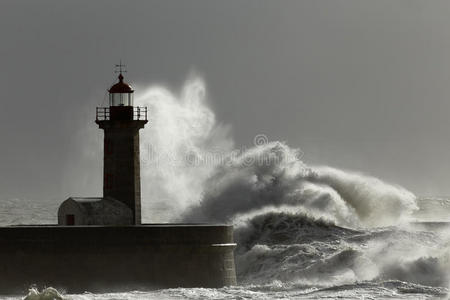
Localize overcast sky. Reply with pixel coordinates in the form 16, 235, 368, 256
1, 0, 450, 202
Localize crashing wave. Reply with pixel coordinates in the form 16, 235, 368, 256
182, 141, 417, 229
135, 76, 446, 293
233, 211, 450, 288
24, 287, 64, 300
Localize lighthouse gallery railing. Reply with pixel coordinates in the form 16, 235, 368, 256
96, 107, 148, 121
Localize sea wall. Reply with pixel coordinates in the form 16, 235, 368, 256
0, 224, 236, 293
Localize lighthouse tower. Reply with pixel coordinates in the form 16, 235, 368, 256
57, 67, 147, 226
95, 69, 148, 225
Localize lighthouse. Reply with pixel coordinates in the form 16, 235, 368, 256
58, 67, 147, 225
95, 70, 148, 224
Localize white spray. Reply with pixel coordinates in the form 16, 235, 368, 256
136, 76, 233, 222
136, 76, 417, 228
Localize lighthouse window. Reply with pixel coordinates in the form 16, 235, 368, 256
109, 93, 133, 106
129, 93, 134, 106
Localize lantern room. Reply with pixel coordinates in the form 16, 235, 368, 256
108, 73, 134, 106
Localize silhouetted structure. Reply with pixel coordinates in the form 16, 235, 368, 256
0, 68, 237, 293
59, 72, 147, 225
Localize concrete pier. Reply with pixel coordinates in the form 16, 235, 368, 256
0, 224, 236, 293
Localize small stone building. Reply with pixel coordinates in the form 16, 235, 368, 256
58, 197, 132, 225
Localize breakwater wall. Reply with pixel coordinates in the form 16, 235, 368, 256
0, 224, 236, 293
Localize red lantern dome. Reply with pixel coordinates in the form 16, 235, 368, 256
108, 73, 134, 106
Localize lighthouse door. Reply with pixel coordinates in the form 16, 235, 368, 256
66, 214, 75, 225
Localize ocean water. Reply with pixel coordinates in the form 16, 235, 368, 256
0, 197, 449, 300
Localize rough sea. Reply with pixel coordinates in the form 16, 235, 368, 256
2, 78, 450, 299
0, 197, 449, 299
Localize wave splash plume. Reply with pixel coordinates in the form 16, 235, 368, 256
134, 76, 450, 298
182, 141, 417, 229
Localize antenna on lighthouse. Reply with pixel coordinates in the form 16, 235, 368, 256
114, 60, 127, 75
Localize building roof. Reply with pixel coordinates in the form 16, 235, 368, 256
60, 197, 131, 216
70, 197, 102, 203
108, 73, 134, 93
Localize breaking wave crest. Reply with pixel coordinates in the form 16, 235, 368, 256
182, 141, 417, 229
24, 287, 63, 300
